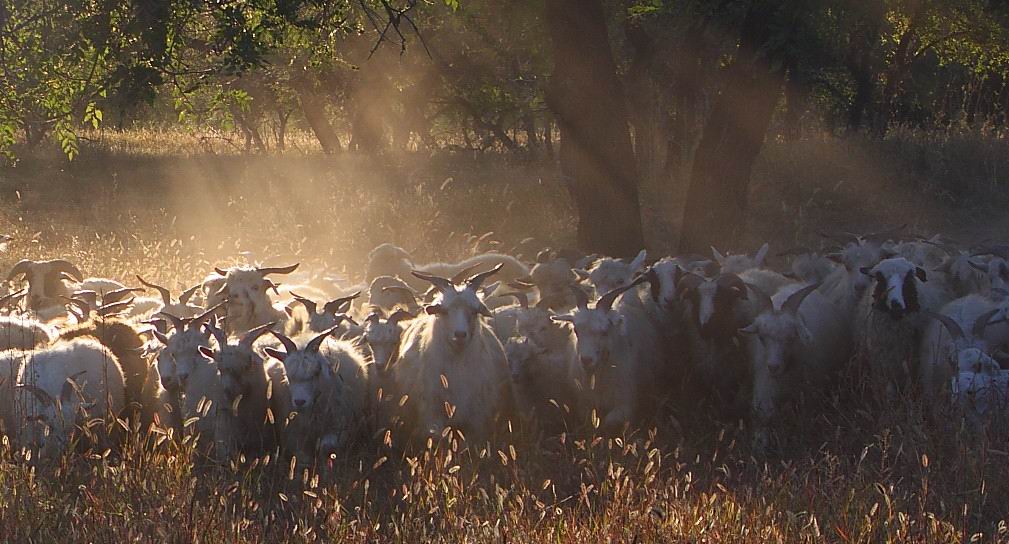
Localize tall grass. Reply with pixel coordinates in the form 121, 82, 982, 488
0, 128, 1008, 541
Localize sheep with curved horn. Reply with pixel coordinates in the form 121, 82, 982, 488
197, 321, 291, 457
6, 259, 128, 320
209, 264, 299, 336
135, 275, 204, 320
264, 326, 371, 463
550, 280, 665, 433
738, 281, 850, 453
388, 264, 510, 445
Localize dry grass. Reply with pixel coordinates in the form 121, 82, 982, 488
0, 128, 1008, 542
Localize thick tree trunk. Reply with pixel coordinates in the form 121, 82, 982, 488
846, 0, 885, 131
544, 0, 644, 257
678, 2, 793, 254
298, 88, 341, 154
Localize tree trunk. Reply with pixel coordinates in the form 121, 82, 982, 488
544, 0, 644, 257
298, 88, 341, 154
678, 2, 794, 254
845, 0, 885, 132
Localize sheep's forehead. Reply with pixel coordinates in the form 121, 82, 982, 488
167, 329, 210, 351
438, 288, 482, 309
284, 352, 322, 378
226, 269, 265, 288
531, 261, 573, 283
572, 309, 612, 333
217, 345, 257, 366
365, 322, 399, 342
874, 258, 915, 279
753, 312, 799, 339
697, 281, 718, 299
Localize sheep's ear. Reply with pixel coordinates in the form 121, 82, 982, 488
629, 249, 647, 273
609, 313, 625, 330
477, 302, 494, 318
60, 379, 76, 406
754, 243, 770, 267
263, 347, 286, 362
550, 314, 575, 323
915, 267, 928, 282
573, 269, 590, 282
711, 246, 725, 265
738, 323, 758, 335
424, 304, 443, 315
859, 266, 874, 276
284, 306, 294, 318
198, 346, 216, 360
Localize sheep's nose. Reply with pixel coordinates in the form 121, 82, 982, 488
294, 399, 306, 408
177, 373, 189, 384
453, 331, 468, 342
580, 356, 595, 368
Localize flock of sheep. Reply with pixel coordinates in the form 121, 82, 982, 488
0, 229, 1007, 465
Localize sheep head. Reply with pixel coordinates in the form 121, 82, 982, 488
738, 283, 820, 376
677, 273, 748, 339
367, 243, 414, 283
861, 257, 927, 320
214, 264, 297, 333
363, 309, 413, 371
413, 264, 501, 352
586, 249, 647, 296
551, 282, 637, 371
199, 321, 274, 403
153, 308, 220, 392
7, 259, 82, 311
711, 243, 769, 275
265, 327, 339, 412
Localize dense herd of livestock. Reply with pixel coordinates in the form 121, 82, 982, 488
0, 230, 1007, 465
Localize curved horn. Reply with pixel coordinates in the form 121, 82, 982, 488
102, 287, 144, 305
306, 326, 338, 353
497, 292, 528, 309
203, 321, 228, 348
214, 267, 229, 277
782, 283, 821, 315
49, 260, 83, 282
596, 283, 636, 313
178, 284, 201, 305
191, 301, 225, 327
381, 285, 419, 302
388, 309, 414, 327
411, 270, 454, 294
290, 292, 318, 315
240, 322, 275, 346
818, 230, 862, 246
324, 291, 362, 315
925, 311, 965, 342
97, 298, 134, 317
256, 263, 299, 276
156, 311, 187, 333
63, 296, 93, 317
136, 275, 172, 305
268, 330, 299, 355
535, 249, 553, 264
569, 284, 589, 310
450, 263, 484, 285
7, 260, 34, 281
466, 263, 504, 290
973, 308, 1002, 339
365, 311, 383, 325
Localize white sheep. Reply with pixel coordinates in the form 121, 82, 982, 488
739, 282, 850, 453
10, 338, 126, 460
284, 291, 360, 335
362, 309, 414, 372
505, 331, 583, 433
390, 266, 511, 445
198, 322, 291, 457
265, 328, 372, 462
367, 275, 421, 314
854, 257, 953, 402
210, 264, 299, 336
551, 281, 663, 433
919, 301, 1007, 400
151, 307, 221, 394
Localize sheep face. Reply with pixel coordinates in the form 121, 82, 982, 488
553, 308, 622, 372
505, 337, 537, 383
587, 250, 646, 296
681, 275, 747, 339
836, 242, 884, 296
157, 328, 212, 392
280, 352, 332, 411
648, 259, 681, 311
364, 321, 402, 370
222, 269, 275, 327
863, 258, 927, 320
427, 287, 490, 351
987, 258, 1009, 292
201, 344, 262, 403
742, 312, 811, 376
